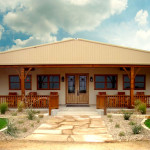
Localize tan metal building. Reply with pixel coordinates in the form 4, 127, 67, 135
0, 38, 150, 108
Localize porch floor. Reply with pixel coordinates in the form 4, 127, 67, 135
26, 115, 113, 142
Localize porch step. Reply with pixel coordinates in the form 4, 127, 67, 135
56, 111, 99, 116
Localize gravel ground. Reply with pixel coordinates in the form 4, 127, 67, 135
102, 113, 150, 141
0, 110, 49, 141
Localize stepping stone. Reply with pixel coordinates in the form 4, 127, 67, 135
60, 121, 89, 126
70, 135, 113, 142
46, 117, 64, 123
74, 123, 89, 129
33, 129, 62, 134
26, 134, 69, 142
57, 125, 73, 130
72, 128, 107, 135
62, 129, 72, 135
37, 124, 59, 129
89, 116, 101, 119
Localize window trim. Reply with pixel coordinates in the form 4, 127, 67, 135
123, 74, 146, 90
94, 74, 118, 90
9, 75, 32, 90
37, 74, 60, 90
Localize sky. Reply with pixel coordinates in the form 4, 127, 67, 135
0, 0, 150, 51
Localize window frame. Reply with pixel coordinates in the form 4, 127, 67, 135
9, 75, 32, 90
37, 74, 60, 90
123, 74, 146, 90
94, 74, 118, 90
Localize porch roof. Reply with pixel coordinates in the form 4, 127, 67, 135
0, 38, 150, 66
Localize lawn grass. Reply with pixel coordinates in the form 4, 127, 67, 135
0, 118, 8, 130
144, 119, 150, 128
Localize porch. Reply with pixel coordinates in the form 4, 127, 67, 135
0, 65, 150, 115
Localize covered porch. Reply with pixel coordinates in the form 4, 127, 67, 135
0, 65, 150, 115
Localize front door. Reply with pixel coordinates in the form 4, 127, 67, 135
66, 74, 89, 104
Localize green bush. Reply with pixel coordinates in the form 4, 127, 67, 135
0, 103, 8, 114
27, 109, 35, 120
11, 112, 17, 116
119, 132, 125, 136
129, 121, 136, 126
132, 125, 142, 134
134, 99, 146, 114
115, 123, 120, 128
107, 115, 112, 118
138, 103, 146, 114
22, 127, 27, 132
5, 120, 18, 136
123, 111, 132, 120
17, 101, 25, 112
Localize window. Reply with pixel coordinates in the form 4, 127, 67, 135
123, 75, 145, 90
9, 75, 31, 90
94, 75, 117, 90
37, 75, 60, 90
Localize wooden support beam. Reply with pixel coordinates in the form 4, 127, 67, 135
134, 67, 141, 78
20, 67, 25, 96
130, 67, 134, 108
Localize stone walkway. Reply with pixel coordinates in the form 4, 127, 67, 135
26, 115, 113, 142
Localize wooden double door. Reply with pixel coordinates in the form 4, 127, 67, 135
66, 74, 89, 104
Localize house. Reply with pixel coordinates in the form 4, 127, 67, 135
0, 38, 150, 112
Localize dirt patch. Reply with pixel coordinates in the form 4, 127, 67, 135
102, 114, 150, 141
0, 140, 150, 150
0, 109, 48, 141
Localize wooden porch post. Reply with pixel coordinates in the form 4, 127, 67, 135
20, 67, 25, 96
130, 67, 134, 108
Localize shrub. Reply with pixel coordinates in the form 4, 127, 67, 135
115, 123, 120, 128
138, 103, 146, 114
11, 112, 17, 116
107, 115, 112, 118
123, 111, 132, 120
27, 109, 35, 120
134, 99, 146, 114
38, 114, 44, 118
22, 127, 27, 132
5, 120, 18, 136
0, 103, 8, 114
17, 101, 25, 112
132, 125, 142, 134
119, 132, 125, 136
37, 119, 40, 123
31, 123, 34, 127
129, 121, 136, 126
18, 120, 24, 124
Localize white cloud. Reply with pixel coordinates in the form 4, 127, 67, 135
3, 0, 128, 36
135, 10, 148, 26
11, 34, 57, 50
0, 25, 4, 40
0, 0, 24, 12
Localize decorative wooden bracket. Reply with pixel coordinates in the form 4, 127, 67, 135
25, 68, 32, 79
123, 67, 130, 79
134, 67, 141, 78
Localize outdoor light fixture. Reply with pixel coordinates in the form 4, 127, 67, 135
90, 77, 93, 82
61, 76, 65, 82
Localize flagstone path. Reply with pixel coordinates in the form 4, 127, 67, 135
26, 115, 113, 142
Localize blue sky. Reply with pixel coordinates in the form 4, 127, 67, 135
0, 0, 150, 51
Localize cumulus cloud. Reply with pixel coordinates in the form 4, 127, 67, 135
3, 0, 127, 36
0, 0, 24, 12
135, 10, 148, 26
11, 34, 57, 50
